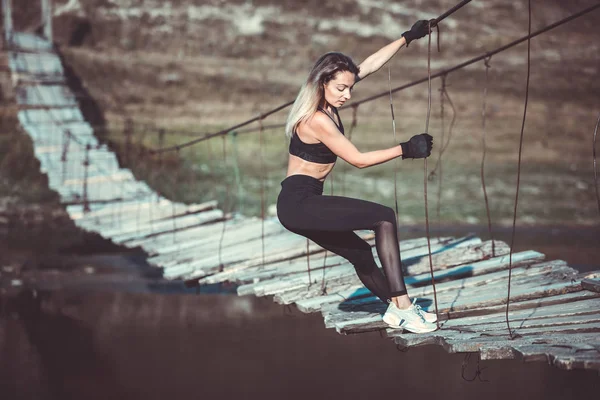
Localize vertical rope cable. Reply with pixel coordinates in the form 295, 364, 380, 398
424, 22, 440, 327
387, 65, 403, 263
217, 135, 230, 272
82, 143, 91, 213
593, 113, 600, 217
320, 176, 334, 294
258, 115, 266, 269
171, 148, 180, 245
506, 0, 532, 339
435, 76, 446, 240
306, 238, 312, 285
480, 56, 496, 256
230, 131, 245, 215
341, 105, 358, 196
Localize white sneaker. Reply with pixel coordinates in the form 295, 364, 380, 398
382, 300, 438, 333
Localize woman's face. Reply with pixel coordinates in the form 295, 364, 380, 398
323, 70, 355, 108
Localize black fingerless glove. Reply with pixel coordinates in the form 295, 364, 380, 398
400, 133, 433, 159
402, 19, 433, 46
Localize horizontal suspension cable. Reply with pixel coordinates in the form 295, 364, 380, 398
150, 3, 599, 155
352, 2, 600, 106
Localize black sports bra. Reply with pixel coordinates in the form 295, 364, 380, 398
289, 106, 345, 164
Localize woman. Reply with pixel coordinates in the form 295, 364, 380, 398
276, 21, 436, 333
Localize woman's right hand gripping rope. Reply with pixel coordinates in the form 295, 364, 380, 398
400, 133, 434, 160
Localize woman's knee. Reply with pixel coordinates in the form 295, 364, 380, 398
376, 206, 397, 227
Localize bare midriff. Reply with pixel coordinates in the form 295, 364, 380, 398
286, 155, 335, 182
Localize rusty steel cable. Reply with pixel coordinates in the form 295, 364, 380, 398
424, 21, 440, 328
152, 101, 293, 154
150, 0, 478, 155
353, 4, 600, 107
434, 76, 447, 240
506, 0, 532, 340
428, 81, 457, 180
594, 113, 600, 217
388, 65, 401, 240
148, 3, 599, 156
480, 56, 496, 257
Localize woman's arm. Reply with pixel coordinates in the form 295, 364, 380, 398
357, 37, 407, 81
357, 20, 431, 82
309, 114, 403, 169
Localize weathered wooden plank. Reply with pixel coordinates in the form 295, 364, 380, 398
322, 259, 573, 319
9, 51, 64, 75
271, 245, 541, 307
18, 108, 85, 124
390, 322, 600, 349
70, 199, 217, 222
202, 235, 449, 286
143, 218, 269, 261
293, 251, 548, 312
16, 84, 77, 107
388, 331, 600, 371
511, 343, 600, 371
9, 32, 54, 52
329, 278, 582, 333
236, 237, 482, 297
234, 236, 466, 284
582, 278, 600, 293
401, 331, 600, 355
142, 218, 287, 262
178, 230, 316, 280
109, 209, 224, 244
404, 240, 510, 276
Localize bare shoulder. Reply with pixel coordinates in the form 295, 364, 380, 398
306, 112, 340, 139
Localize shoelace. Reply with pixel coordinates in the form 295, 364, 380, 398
412, 304, 427, 323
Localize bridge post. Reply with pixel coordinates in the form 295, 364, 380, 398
40, 0, 53, 42
2, 0, 13, 46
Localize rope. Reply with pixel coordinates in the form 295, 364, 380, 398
229, 131, 245, 215
320, 177, 334, 295
593, 113, 600, 217
506, 0, 532, 340
434, 76, 446, 239
306, 238, 312, 285
341, 105, 358, 196
147, 1, 600, 155
424, 21, 440, 328
351, 3, 600, 108
258, 115, 266, 269
428, 79, 457, 180
152, 102, 293, 154
388, 65, 401, 239
217, 135, 230, 272
82, 143, 91, 212
171, 148, 180, 245
480, 56, 496, 256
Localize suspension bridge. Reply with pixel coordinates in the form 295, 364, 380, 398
3, 0, 600, 373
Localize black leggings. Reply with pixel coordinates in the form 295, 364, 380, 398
276, 174, 407, 303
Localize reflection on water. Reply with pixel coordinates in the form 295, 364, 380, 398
1, 288, 598, 400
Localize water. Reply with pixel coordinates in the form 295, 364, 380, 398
1, 289, 598, 400
1, 223, 598, 399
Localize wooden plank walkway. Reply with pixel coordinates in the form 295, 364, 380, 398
6, 32, 600, 373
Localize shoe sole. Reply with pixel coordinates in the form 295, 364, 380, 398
382, 314, 438, 334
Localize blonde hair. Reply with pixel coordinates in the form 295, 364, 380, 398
285, 52, 360, 138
